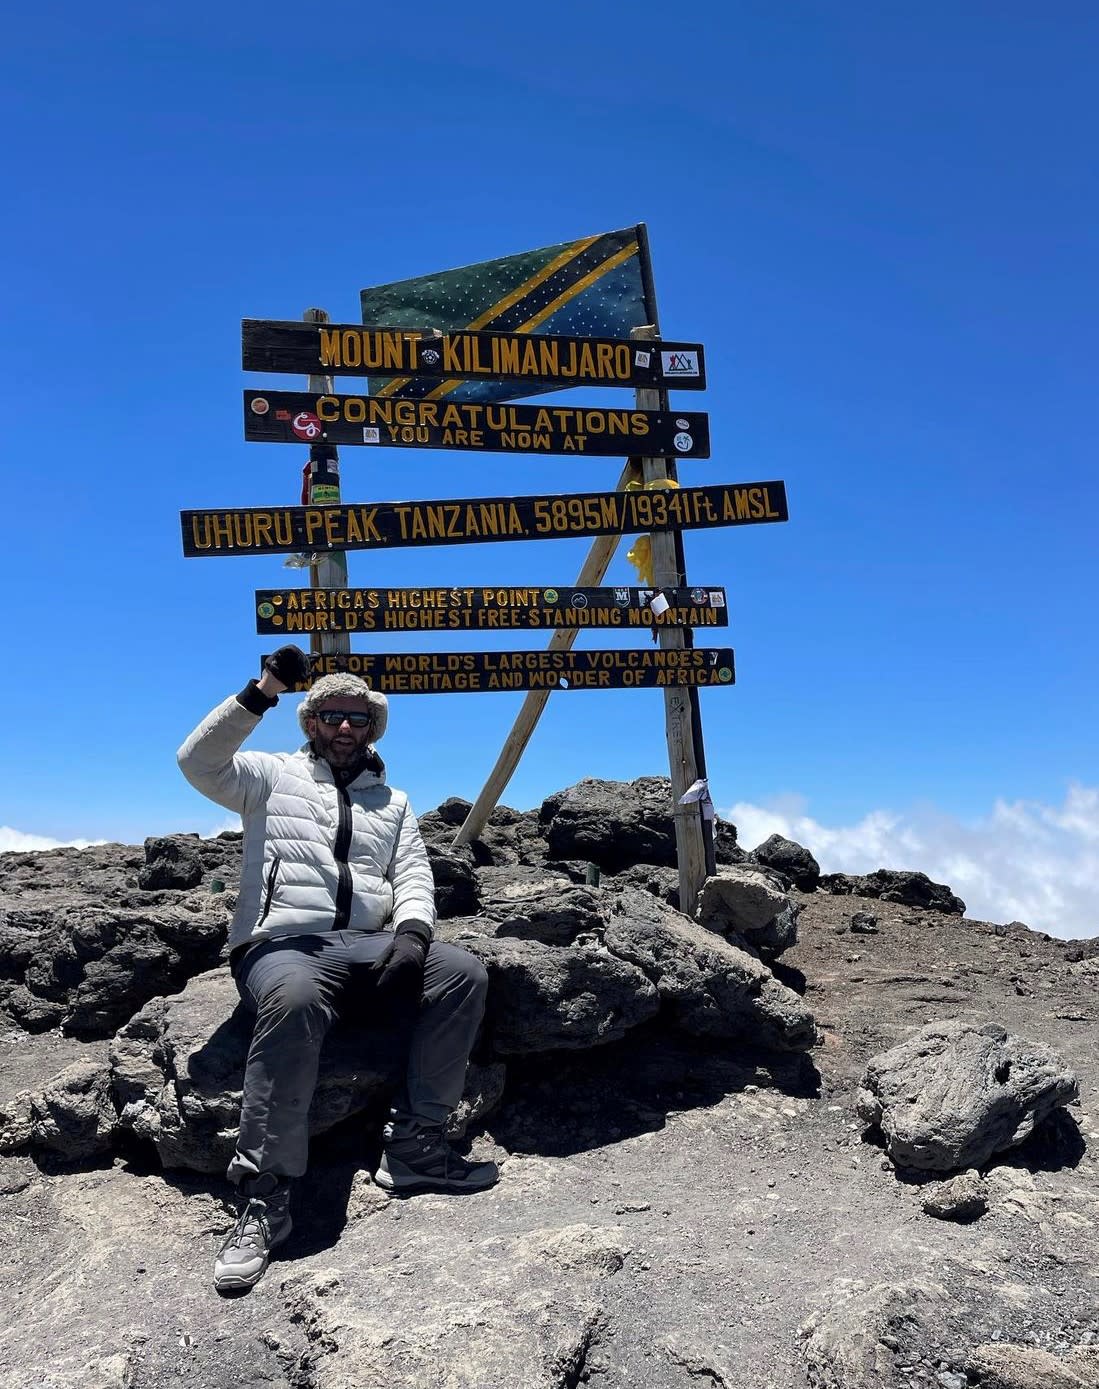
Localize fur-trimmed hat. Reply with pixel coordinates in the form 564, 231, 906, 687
298, 673, 388, 741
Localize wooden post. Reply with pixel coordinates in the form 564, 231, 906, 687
451, 456, 641, 848
632, 323, 708, 915
303, 308, 349, 658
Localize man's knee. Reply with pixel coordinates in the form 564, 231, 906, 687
464, 953, 489, 998
428, 942, 489, 1002
256, 972, 328, 1022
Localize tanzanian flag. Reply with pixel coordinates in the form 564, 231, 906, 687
359, 226, 649, 404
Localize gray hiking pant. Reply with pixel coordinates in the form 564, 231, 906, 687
227, 931, 488, 1185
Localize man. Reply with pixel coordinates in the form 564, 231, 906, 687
178, 645, 497, 1294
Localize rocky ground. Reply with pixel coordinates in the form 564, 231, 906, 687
0, 782, 1096, 1389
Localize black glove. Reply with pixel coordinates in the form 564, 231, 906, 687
373, 921, 431, 1014
263, 645, 311, 690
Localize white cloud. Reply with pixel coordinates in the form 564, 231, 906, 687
725, 784, 1099, 941
0, 826, 106, 853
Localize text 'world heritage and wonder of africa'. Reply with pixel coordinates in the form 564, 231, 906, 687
262, 647, 737, 694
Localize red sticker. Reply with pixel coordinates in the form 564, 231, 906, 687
291, 411, 323, 441
250, 397, 270, 416
275, 409, 291, 421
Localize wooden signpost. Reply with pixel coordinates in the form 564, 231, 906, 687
243, 390, 710, 458
261, 646, 736, 695
179, 225, 792, 914
254, 585, 730, 634
181, 481, 787, 557
243, 319, 707, 390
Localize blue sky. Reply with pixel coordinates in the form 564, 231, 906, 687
2, 2, 1096, 935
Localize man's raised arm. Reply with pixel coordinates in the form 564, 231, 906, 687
177, 646, 310, 816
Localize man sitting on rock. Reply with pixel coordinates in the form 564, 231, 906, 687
178, 645, 497, 1293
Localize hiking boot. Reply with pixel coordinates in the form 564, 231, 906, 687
375, 1124, 499, 1195
213, 1176, 292, 1293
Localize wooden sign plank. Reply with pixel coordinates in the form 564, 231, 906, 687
181, 481, 787, 557
242, 319, 707, 391
255, 585, 730, 635
263, 647, 736, 694
244, 390, 709, 458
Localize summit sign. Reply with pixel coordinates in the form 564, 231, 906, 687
242, 319, 707, 391
243, 391, 710, 458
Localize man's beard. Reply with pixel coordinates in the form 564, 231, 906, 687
311, 730, 372, 778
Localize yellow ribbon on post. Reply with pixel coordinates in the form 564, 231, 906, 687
624, 478, 680, 586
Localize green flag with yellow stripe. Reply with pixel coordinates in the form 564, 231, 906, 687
359, 226, 648, 404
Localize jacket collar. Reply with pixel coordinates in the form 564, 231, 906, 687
300, 743, 387, 788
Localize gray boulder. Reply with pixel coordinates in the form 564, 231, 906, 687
0, 1058, 116, 1160
749, 833, 821, 890
819, 868, 966, 914
537, 777, 745, 874
110, 968, 498, 1174
539, 776, 680, 871
921, 1169, 989, 1221
0, 836, 241, 1038
603, 891, 816, 1050
607, 863, 681, 908
445, 880, 816, 1055
137, 835, 204, 890
453, 933, 662, 1054
2, 900, 227, 1038
424, 841, 479, 918
474, 866, 605, 944
965, 1344, 1099, 1389
857, 1020, 1079, 1171
695, 865, 800, 961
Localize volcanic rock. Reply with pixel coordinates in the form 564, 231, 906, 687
137, 835, 204, 890
0, 1058, 115, 1161
108, 968, 496, 1174
857, 1019, 1079, 1171
820, 868, 966, 914
749, 833, 821, 890
921, 1169, 988, 1221
695, 865, 800, 961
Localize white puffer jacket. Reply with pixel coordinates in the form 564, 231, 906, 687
178, 695, 436, 953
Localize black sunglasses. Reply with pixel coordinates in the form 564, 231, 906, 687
313, 710, 372, 728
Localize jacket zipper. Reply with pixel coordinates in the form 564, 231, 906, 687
256, 853, 281, 927
332, 784, 353, 930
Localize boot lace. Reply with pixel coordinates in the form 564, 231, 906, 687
225, 1198, 272, 1251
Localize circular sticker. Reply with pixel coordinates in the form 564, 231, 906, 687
292, 411, 323, 441
257, 602, 275, 618
250, 397, 270, 416
718, 667, 733, 683
570, 593, 589, 608
421, 347, 441, 366
675, 417, 690, 429
543, 588, 559, 603
673, 432, 693, 453
270, 615, 284, 628
690, 588, 707, 604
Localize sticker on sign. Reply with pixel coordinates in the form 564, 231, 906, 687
662, 349, 700, 378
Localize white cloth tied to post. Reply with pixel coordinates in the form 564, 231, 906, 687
678, 777, 715, 821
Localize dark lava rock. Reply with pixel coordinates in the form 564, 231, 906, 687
137, 836, 204, 891
425, 842, 479, 919
749, 834, 821, 891
819, 868, 966, 915
539, 776, 680, 871
850, 912, 880, 935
